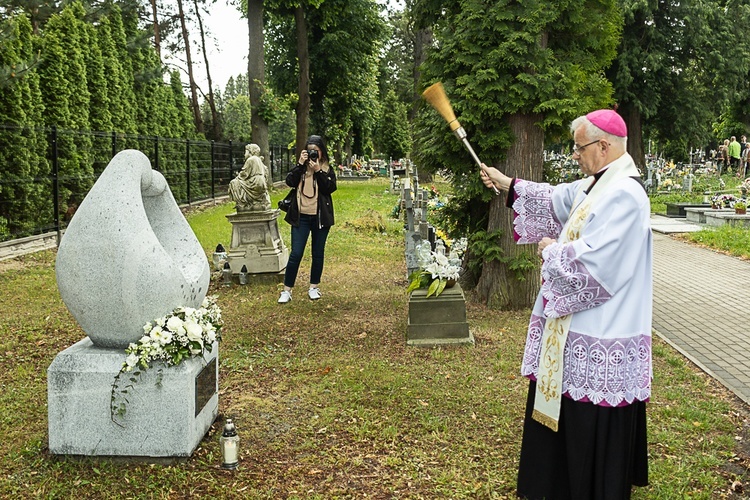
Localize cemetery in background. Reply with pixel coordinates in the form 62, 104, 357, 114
0, 124, 295, 253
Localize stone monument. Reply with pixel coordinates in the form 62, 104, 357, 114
49, 149, 217, 457
226, 144, 288, 278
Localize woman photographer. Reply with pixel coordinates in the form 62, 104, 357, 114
278, 135, 337, 304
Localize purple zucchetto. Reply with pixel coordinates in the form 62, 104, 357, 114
586, 109, 627, 137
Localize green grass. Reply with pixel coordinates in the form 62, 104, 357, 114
0, 177, 748, 498
685, 225, 750, 260
648, 171, 742, 214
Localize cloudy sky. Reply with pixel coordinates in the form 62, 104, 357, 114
175, 0, 404, 96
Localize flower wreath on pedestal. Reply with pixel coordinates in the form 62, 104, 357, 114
110, 296, 223, 426
407, 237, 467, 298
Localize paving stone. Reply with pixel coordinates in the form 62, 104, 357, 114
653, 231, 750, 405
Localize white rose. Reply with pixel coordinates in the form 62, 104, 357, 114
166, 315, 184, 333
185, 321, 203, 342
206, 330, 216, 343
125, 353, 139, 368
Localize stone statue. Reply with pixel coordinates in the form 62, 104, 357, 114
56, 149, 210, 348
228, 144, 271, 211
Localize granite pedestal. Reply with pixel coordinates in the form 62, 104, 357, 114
665, 202, 711, 218
226, 209, 288, 275
337, 175, 371, 181
705, 212, 750, 228
48, 337, 218, 457
685, 207, 733, 224
407, 283, 473, 347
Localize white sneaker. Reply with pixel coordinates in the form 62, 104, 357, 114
308, 287, 321, 300
278, 290, 292, 304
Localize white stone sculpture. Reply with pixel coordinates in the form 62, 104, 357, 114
228, 143, 271, 212
55, 149, 211, 348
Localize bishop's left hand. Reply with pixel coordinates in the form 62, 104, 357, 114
538, 237, 556, 258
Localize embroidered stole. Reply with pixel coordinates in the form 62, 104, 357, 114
531, 154, 640, 431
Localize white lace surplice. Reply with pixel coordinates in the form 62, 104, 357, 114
513, 176, 653, 407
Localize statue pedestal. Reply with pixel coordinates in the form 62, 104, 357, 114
226, 209, 288, 274
47, 338, 218, 457
407, 283, 474, 347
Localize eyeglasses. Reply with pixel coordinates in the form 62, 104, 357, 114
572, 139, 601, 154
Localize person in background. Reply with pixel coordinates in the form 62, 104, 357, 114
480, 109, 652, 499
718, 139, 729, 176
278, 135, 337, 304
729, 136, 741, 175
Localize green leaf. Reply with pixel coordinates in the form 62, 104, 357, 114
426, 278, 443, 298
407, 273, 426, 293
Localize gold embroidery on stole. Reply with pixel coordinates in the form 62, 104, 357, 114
531, 200, 589, 431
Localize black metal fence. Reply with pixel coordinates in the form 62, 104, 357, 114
0, 124, 295, 243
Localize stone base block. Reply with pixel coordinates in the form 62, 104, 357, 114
407, 284, 473, 347
338, 175, 371, 182
226, 210, 289, 274
685, 207, 732, 223
705, 212, 750, 227
246, 270, 285, 284
48, 337, 218, 457
665, 202, 710, 218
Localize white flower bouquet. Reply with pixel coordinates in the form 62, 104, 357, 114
111, 296, 223, 424
407, 238, 466, 298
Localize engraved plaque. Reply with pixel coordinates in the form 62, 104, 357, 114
195, 357, 217, 416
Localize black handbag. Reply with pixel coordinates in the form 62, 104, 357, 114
278, 188, 295, 212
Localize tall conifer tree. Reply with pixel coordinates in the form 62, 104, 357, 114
37, 2, 93, 215
414, 0, 620, 308
0, 14, 47, 238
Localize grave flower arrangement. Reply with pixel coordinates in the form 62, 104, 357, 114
711, 193, 737, 208
110, 296, 223, 425
407, 238, 467, 298
427, 197, 446, 210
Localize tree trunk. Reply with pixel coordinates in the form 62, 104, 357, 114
345, 134, 352, 163
176, 0, 204, 134
194, 0, 219, 141
411, 26, 432, 122
475, 112, 543, 309
413, 26, 433, 184
334, 143, 343, 166
294, 5, 310, 156
620, 103, 645, 171
150, 0, 161, 60
247, 0, 269, 173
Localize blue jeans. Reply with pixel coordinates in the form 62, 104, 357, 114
284, 214, 330, 288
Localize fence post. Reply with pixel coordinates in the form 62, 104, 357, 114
153, 136, 160, 171
50, 126, 61, 245
228, 140, 233, 178
268, 146, 274, 182
186, 139, 191, 204
111, 131, 116, 159
210, 140, 216, 200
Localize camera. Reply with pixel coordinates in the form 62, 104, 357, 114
307, 149, 319, 161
